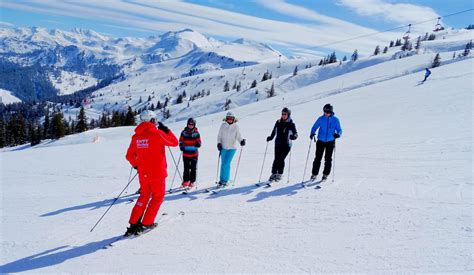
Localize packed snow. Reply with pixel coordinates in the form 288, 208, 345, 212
0, 49, 472, 274
0, 88, 21, 104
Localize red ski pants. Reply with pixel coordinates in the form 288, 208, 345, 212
128, 178, 166, 226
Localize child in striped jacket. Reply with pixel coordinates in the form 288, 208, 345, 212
179, 118, 201, 188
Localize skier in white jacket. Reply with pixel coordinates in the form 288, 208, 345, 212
217, 112, 246, 186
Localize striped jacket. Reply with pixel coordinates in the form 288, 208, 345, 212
179, 127, 202, 158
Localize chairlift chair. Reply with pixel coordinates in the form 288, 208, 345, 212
403, 24, 412, 40
434, 17, 445, 32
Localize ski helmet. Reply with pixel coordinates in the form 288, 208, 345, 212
282, 107, 291, 117
226, 111, 235, 118
140, 110, 157, 122
323, 104, 333, 114
187, 117, 196, 125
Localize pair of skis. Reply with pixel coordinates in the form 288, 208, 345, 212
103, 211, 185, 249
301, 178, 326, 189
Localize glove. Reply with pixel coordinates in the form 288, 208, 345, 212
179, 145, 184, 151
333, 133, 340, 139
240, 139, 246, 146
157, 121, 169, 133
290, 133, 298, 140
310, 133, 315, 139
217, 143, 222, 151
266, 136, 272, 142
133, 166, 138, 170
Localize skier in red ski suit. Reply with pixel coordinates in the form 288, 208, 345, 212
125, 111, 178, 235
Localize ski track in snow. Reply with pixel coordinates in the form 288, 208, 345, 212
1, 40, 473, 272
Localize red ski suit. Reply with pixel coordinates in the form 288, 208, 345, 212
126, 122, 178, 226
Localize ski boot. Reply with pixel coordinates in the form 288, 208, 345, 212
310, 174, 317, 182
321, 174, 328, 181
124, 222, 143, 236
181, 181, 190, 188
268, 174, 277, 182
274, 173, 282, 182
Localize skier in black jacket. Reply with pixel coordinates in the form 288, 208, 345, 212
266, 107, 298, 182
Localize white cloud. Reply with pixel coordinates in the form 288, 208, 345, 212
337, 0, 440, 26
0, 21, 14, 27
0, 0, 399, 55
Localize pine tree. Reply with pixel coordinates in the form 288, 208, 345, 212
389, 40, 394, 47
176, 94, 184, 104
100, 113, 108, 128
125, 106, 135, 126
373, 45, 380, 55
261, 71, 269, 82
401, 39, 412, 51
293, 65, 298, 76
0, 118, 5, 148
318, 59, 323, 66
51, 112, 65, 139
43, 110, 50, 139
157, 101, 162, 109
224, 80, 230, 92
463, 40, 472, 56
76, 106, 87, 133
351, 49, 358, 62
342, 56, 347, 61
428, 34, 436, 41
236, 82, 241, 92
415, 36, 422, 50
267, 82, 275, 98
111, 111, 121, 127
432, 53, 441, 68
395, 39, 402, 46
250, 79, 257, 88
383, 46, 388, 54
328, 52, 337, 63
232, 81, 237, 90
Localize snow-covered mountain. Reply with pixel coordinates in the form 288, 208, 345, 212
1, 37, 472, 272
0, 27, 284, 100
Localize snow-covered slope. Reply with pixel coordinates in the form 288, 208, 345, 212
0, 88, 21, 104
0, 27, 285, 100
1, 53, 472, 273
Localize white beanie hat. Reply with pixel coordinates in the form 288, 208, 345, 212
140, 110, 157, 122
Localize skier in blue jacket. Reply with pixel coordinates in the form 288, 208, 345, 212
309, 104, 342, 181
422, 68, 431, 82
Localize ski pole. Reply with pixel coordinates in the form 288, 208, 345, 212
258, 141, 269, 183
232, 146, 244, 186
90, 172, 138, 232
301, 138, 314, 184
168, 151, 182, 192
168, 147, 183, 182
287, 149, 292, 184
215, 151, 221, 184
332, 143, 336, 183
123, 166, 133, 195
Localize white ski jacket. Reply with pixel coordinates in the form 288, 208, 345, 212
217, 122, 243, 150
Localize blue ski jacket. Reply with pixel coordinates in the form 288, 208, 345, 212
310, 114, 342, 142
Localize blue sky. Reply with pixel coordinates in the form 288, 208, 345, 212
0, 0, 472, 56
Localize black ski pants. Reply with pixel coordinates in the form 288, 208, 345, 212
312, 140, 335, 176
271, 146, 291, 174
182, 156, 198, 183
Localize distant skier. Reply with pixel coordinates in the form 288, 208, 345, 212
309, 104, 342, 181
217, 112, 245, 186
179, 118, 201, 189
266, 107, 298, 182
125, 110, 178, 236
422, 68, 431, 82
